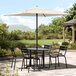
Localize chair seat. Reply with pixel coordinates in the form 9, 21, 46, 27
37, 53, 43, 56
49, 53, 58, 58
33, 57, 40, 60
24, 56, 34, 59
58, 53, 64, 57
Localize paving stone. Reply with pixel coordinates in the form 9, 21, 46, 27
0, 51, 76, 76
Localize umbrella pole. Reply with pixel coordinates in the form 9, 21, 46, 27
36, 13, 38, 50
36, 13, 38, 57
35, 13, 38, 68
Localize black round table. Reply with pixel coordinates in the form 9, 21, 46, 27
21, 48, 51, 68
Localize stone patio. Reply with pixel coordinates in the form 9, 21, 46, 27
0, 50, 76, 76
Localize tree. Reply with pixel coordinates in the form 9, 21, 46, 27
49, 17, 66, 34
11, 30, 23, 35
0, 23, 9, 40
66, 3, 76, 21
38, 24, 50, 35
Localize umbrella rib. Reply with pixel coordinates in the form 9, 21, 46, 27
43, 14, 46, 17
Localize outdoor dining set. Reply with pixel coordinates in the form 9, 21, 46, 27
10, 45, 67, 73
4, 7, 68, 73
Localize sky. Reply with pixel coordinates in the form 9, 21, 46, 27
0, 0, 76, 29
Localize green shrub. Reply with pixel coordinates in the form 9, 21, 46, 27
52, 43, 60, 49
0, 40, 11, 50
46, 34, 59, 39
0, 49, 7, 57
14, 48, 22, 55
9, 41, 26, 48
70, 43, 76, 49
58, 34, 63, 39
0, 41, 26, 56
15, 42, 26, 48
62, 42, 69, 46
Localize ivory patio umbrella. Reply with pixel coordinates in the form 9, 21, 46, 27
5, 6, 67, 51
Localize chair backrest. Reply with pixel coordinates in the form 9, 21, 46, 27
10, 48, 16, 56
44, 45, 52, 54
59, 46, 67, 55
21, 48, 32, 57
44, 45, 52, 49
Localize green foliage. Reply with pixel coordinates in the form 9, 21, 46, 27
49, 17, 66, 34
70, 43, 76, 49
0, 23, 9, 39
14, 42, 26, 48
38, 17, 66, 39
15, 68, 18, 76
52, 43, 60, 49
18, 31, 35, 40
11, 30, 23, 35
39, 24, 50, 35
0, 64, 18, 76
10, 32, 20, 40
14, 49, 22, 55
62, 42, 69, 46
0, 49, 7, 57
6, 64, 9, 76
46, 34, 59, 39
0, 40, 11, 50
65, 3, 76, 21
9, 41, 26, 49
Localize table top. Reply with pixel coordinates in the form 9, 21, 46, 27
21, 48, 51, 51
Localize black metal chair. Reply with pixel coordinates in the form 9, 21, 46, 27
43, 45, 52, 67
21, 49, 40, 72
44, 45, 52, 49
10, 48, 21, 70
49, 46, 67, 69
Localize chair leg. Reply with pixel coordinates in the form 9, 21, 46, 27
34, 59, 35, 70
49, 56, 50, 68
55, 57, 56, 69
40, 57, 43, 66
36, 59, 38, 67
49, 56, 52, 68
24, 59, 25, 68
11, 58, 14, 68
38, 59, 40, 70
26, 59, 27, 68
28, 67, 30, 73
58, 57, 60, 67
39, 59, 40, 67
14, 58, 16, 70
64, 56, 67, 68
21, 58, 24, 71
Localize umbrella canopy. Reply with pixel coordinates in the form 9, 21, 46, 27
5, 6, 67, 52
63, 19, 76, 26
5, 6, 67, 16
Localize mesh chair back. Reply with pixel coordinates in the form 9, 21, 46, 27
59, 46, 67, 56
